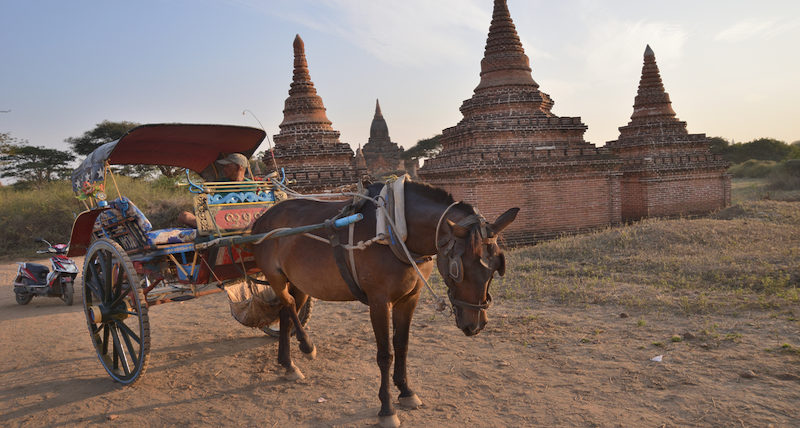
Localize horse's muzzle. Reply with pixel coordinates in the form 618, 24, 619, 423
456, 308, 488, 336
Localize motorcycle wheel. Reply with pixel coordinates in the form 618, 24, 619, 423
15, 290, 33, 305
62, 280, 74, 306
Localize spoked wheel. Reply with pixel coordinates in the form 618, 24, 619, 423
82, 238, 150, 385
262, 297, 313, 338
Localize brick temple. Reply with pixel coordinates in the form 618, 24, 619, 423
266, 2, 730, 245
270, 35, 365, 193
605, 46, 730, 221
361, 99, 405, 178
418, 0, 622, 245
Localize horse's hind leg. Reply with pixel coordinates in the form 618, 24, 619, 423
392, 290, 423, 409
277, 305, 304, 380
288, 285, 316, 359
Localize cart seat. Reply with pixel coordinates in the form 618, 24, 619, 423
145, 228, 197, 245
97, 197, 197, 248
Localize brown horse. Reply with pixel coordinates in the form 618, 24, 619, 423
252, 181, 518, 427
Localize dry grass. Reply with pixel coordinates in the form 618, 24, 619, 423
733, 178, 800, 203
488, 199, 800, 314
0, 176, 191, 259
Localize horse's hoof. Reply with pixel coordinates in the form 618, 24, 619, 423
398, 393, 422, 409
282, 364, 305, 381
302, 344, 316, 360
378, 414, 401, 428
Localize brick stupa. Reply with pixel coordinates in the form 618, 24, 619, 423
418, 0, 621, 244
362, 99, 405, 178
606, 45, 730, 220
270, 35, 365, 192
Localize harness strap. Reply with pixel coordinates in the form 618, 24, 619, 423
347, 222, 359, 288
326, 220, 369, 305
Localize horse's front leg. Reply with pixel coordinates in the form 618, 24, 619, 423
370, 301, 400, 428
392, 290, 423, 409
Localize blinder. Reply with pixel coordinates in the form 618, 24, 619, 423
438, 213, 501, 311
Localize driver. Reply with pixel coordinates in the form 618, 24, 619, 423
177, 153, 249, 228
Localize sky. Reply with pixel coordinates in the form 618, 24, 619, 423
2, 0, 799, 160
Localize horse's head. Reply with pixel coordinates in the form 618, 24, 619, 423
436, 207, 519, 336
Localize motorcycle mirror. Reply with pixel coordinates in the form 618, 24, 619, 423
34, 238, 45, 243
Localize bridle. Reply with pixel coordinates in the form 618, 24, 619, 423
434, 202, 498, 312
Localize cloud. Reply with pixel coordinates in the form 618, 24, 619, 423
236, 0, 490, 67
715, 18, 800, 42
578, 19, 688, 80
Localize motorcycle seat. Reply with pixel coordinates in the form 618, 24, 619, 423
23, 263, 49, 280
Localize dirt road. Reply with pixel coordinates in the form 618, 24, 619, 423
1, 258, 798, 427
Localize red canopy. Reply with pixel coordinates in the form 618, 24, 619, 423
107, 123, 266, 173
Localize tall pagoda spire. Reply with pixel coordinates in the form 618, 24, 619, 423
458, 0, 556, 119
271, 34, 362, 193
279, 34, 334, 129
630, 45, 677, 120
369, 98, 390, 143
474, 0, 537, 91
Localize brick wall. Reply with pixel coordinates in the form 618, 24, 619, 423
424, 169, 622, 246
643, 172, 731, 218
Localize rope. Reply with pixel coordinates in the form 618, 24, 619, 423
300, 232, 384, 251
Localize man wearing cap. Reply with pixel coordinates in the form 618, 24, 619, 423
177, 153, 250, 227
201, 153, 249, 182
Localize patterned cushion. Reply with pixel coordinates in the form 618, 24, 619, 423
102, 197, 152, 232
145, 228, 197, 245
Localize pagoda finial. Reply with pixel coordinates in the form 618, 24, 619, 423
291, 34, 311, 87
279, 34, 333, 128
375, 99, 383, 118
630, 44, 676, 119
474, 0, 537, 91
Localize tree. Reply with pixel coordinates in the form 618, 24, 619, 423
0, 134, 75, 186
723, 138, 796, 164
65, 120, 140, 155
707, 136, 730, 155
401, 134, 442, 161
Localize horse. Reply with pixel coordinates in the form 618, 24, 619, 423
251, 180, 518, 428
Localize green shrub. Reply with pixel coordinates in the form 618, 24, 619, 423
767, 159, 800, 190
728, 159, 779, 178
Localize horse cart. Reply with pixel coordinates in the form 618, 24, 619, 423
67, 123, 361, 385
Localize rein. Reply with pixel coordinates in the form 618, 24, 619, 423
435, 209, 495, 312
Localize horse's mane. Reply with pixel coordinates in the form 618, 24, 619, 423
368, 180, 492, 257
366, 180, 477, 214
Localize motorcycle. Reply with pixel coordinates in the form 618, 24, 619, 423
13, 238, 79, 306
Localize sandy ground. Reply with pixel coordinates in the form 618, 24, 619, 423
1, 257, 799, 427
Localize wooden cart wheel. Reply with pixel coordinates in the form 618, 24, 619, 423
262, 297, 313, 338
82, 238, 150, 385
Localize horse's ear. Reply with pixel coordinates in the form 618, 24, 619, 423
446, 219, 469, 238
490, 208, 520, 234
